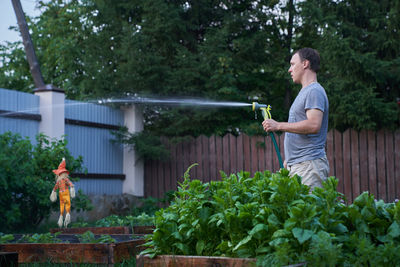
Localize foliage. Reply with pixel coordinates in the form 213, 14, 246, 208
0, 233, 14, 243
77, 231, 116, 244
17, 232, 63, 244
296, 0, 400, 131
141, 167, 400, 265
0, 0, 398, 136
111, 127, 169, 161
94, 213, 155, 228
0, 131, 91, 232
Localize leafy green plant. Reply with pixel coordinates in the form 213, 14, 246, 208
95, 213, 155, 228
77, 231, 116, 244
0, 233, 15, 243
0, 132, 92, 232
111, 127, 169, 161
17, 233, 63, 244
141, 166, 400, 266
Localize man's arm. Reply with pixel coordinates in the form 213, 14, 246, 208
262, 109, 323, 134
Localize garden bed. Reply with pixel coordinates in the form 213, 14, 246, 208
136, 255, 307, 267
136, 254, 257, 267
0, 234, 146, 264
50, 225, 154, 235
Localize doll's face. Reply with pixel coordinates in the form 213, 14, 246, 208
59, 172, 68, 179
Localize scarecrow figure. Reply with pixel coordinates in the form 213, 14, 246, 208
50, 158, 75, 228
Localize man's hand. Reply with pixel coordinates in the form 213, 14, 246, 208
262, 119, 280, 132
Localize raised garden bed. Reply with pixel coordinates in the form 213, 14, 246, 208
137, 255, 307, 267
50, 225, 154, 235
136, 255, 257, 267
0, 234, 146, 264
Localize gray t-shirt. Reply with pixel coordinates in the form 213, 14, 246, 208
284, 82, 329, 166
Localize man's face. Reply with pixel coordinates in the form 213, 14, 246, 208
59, 172, 68, 179
288, 53, 305, 84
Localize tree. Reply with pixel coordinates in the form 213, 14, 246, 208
295, 0, 400, 130
0, 0, 398, 135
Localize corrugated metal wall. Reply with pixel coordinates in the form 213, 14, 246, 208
0, 89, 126, 195
0, 88, 40, 142
65, 99, 125, 195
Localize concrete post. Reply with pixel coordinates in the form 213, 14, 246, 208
34, 86, 65, 140
122, 105, 144, 196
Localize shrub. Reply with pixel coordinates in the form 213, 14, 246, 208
0, 132, 91, 232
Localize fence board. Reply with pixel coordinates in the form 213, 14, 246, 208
279, 133, 285, 165
271, 135, 279, 172
351, 129, 360, 198
202, 135, 210, 182
188, 137, 197, 178
176, 142, 184, 184
326, 130, 334, 177
343, 130, 352, 201
144, 131, 399, 202
359, 130, 369, 193
367, 131, 377, 198
257, 136, 265, 172
386, 130, 395, 202
265, 135, 273, 172
170, 142, 178, 191
223, 135, 230, 175
243, 135, 251, 173
209, 136, 217, 180
150, 160, 157, 198
183, 139, 191, 178
251, 136, 258, 175
395, 131, 400, 199
157, 157, 164, 200
229, 134, 237, 174
162, 138, 171, 195
194, 137, 202, 180
334, 130, 344, 194
377, 129, 386, 201
144, 162, 151, 198
216, 136, 223, 179
236, 135, 244, 173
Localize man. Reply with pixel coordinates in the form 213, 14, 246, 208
262, 48, 329, 191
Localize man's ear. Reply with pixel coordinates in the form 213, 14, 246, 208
303, 59, 310, 69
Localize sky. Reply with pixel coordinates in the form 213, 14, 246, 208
0, 0, 42, 45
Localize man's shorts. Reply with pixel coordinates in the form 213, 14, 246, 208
288, 156, 330, 191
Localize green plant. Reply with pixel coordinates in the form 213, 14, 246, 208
17, 232, 63, 244
77, 231, 116, 243
0, 232, 15, 243
0, 132, 92, 232
111, 127, 169, 161
141, 166, 400, 266
95, 213, 155, 227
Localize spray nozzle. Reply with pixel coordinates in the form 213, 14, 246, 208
252, 102, 271, 120
252, 102, 268, 111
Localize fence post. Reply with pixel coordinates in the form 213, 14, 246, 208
34, 86, 65, 140
121, 105, 144, 196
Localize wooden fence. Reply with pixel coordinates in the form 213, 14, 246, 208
144, 129, 400, 203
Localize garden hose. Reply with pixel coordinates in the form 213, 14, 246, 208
252, 102, 284, 169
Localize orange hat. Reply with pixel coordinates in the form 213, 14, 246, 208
53, 158, 69, 175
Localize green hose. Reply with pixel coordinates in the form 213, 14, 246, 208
260, 109, 284, 169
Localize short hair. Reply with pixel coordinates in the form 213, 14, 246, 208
294, 48, 320, 72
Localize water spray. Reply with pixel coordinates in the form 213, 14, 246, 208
252, 102, 284, 169
94, 96, 283, 169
